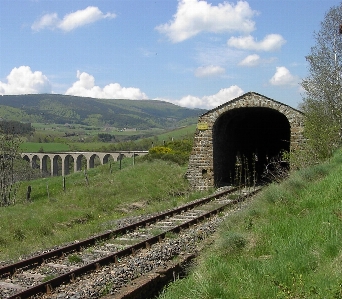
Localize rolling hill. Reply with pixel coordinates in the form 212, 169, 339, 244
0, 94, 206, 129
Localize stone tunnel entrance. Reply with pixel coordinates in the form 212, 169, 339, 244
186, 92, 304, 190
213, 107, 291, 186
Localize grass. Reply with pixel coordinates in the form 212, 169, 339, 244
67, 142, 112, 151
21, 142, 71, 152
158, 150, 342, 299
42, 274, 56, 282
21, 124, 196, 152
0, 158, 211, 261
68, 254, 83, 264
156, 124, 196, 142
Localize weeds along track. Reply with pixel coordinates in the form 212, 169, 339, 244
0, 186, 261, 299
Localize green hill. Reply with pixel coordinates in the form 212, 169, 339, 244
0, 94, 206, 129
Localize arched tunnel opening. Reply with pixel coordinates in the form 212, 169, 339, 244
213, 107, 291, 187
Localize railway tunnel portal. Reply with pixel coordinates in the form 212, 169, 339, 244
186, 92, 304, 190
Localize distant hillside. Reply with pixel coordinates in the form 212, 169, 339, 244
0, 94, 206, 129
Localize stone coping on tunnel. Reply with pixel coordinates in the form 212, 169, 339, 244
200, 91, 304, 117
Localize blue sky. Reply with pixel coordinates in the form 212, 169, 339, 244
0, 0, 340, 110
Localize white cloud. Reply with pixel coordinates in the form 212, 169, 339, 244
160, 85, 244, 109
0, 66, 51, 95
59, 6, 115, 31
196, 46, 244, 67
239, 54, 276, 67
195, 65, 225, 77
31, 13, 59, 31
239, 54, 260, 66
32, 6, 116, 32
269, 66, 299, 86
156, 0, 256, 43
228, 34, 286, 51
65, 71, 148, 100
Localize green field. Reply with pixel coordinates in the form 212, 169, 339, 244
156, 124, 196, 141
21, 142, 70, 152
21, 124, 197, 152
31, 122, 164, 136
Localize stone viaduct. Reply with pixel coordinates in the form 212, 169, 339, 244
186, 92, 305, 190
22, 151, 148, 176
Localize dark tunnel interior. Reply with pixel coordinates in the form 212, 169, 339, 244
213, 107, 291, 186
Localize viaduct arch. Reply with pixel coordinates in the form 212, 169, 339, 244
186, 92, 304, 190
21, 151, 148, 177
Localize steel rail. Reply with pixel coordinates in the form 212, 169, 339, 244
7, 187, 261, 299
0, 187, 240, 278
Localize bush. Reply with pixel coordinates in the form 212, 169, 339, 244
149, 146, 172, 154
167, 140, 193, 153
143, 139, 193, 165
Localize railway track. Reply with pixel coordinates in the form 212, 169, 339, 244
0, 186, 261, 299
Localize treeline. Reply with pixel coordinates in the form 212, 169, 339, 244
0, 120, 34, 135
97, 133, 115, 142
297, 4, 342, 167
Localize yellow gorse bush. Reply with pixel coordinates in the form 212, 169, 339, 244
149, 146, 173, 154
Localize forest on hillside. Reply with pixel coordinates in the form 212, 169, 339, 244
0, 94, 206, 129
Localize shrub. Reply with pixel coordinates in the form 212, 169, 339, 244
143, 140, 193, 165
149, 146, 172, 154
167, 140, 193, 153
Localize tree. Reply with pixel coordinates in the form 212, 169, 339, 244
300, 3, 342, 163
0, 128, 22, 206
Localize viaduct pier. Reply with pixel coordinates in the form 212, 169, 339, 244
22, 151, 148, 176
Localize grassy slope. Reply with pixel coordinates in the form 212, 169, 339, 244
156, 124, 197, 141
159, 151, 342, 299
0, 159, 209, 261
0, 94, 205, 129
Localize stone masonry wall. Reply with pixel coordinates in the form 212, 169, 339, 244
186, 92, 304, 190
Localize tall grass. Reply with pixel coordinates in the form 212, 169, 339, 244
158, 150, 342, 299
0, 159, 206, 261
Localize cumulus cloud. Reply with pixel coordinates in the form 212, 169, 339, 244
0, 66, 51, 95
156, 0, 256, 43
269, 66, 299, 86
65, 71, 148, 100
238, 54, 260, 66
31, 13, 59, 31
32, 6, 116, 32
228, 34, 286, 51
160, 85, 244, 109
238, 54, 276, 67
195, 65, 225, 77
